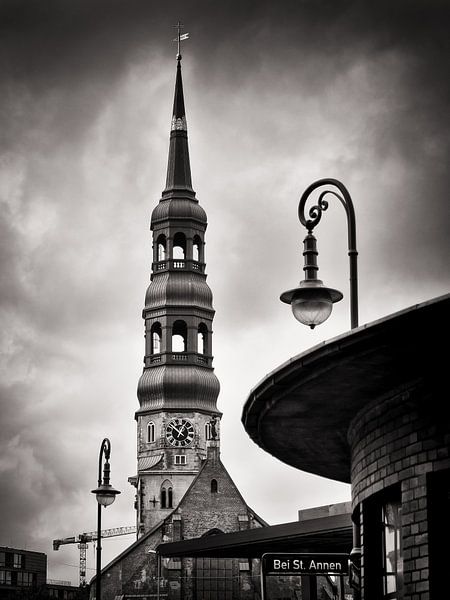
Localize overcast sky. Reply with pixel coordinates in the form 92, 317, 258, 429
1, 0, 449, 586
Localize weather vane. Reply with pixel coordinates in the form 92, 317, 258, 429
173, 21, 189, 60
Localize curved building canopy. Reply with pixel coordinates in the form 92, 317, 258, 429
242, 294, 450, 483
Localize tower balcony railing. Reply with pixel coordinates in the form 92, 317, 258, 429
152, 259, 206, 274
145, 351, 213, 368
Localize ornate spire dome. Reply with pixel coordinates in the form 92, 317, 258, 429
136, 48, 220, 417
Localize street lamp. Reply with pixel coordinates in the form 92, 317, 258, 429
280, 178, 358, 329
91, 438, 120, 600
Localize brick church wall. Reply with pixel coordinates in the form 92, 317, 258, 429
92, 449, 265, 600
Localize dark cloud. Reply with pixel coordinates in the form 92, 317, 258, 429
0, 0, 449, 582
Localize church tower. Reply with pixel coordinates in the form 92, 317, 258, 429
95, 33, 267, 600
132, 42, 221, 535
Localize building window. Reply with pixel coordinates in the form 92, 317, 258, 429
195, 558, 233, 600
161, 481, 173, 509
151, 322, 162, 354
13, 554, 24, 569
156, 234, 166, 261
239, 560, 250, 571
197, 323, 208, 355
382, 500, 403, 599
0, 571, 12, 585
211, 479, 218, 493
172, 320, 187, 352
173, 232, 186, 260
193, 235, 203, 262
205, 422, 212, 440
17, 572, 34, 587
0, 553, 5, 567
175, 455, 187, 465
147, 421, 156, 443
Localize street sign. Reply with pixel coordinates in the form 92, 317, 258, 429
262, 552, 349, 576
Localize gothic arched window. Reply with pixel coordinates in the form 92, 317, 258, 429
172, 320, 187, 352
173, 232, 186, 260
147, 421, 156, 443
211, 479, 218, 494
161, 480, 172, 509
156, 234, 166, 262
198, 323, 208, 355
151, 322, 162, 354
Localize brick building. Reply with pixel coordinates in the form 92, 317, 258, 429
242, 294, 450, 599
0, 547, 84, 600
90, 39, 266, 600
0, 547, 46, 599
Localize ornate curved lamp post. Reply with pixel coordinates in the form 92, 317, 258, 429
280, 178, 359, 329
91, 438, 120, 600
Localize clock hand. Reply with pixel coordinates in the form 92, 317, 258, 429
169, 424, 183, 437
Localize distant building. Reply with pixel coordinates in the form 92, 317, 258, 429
242, 294, 450, 599
0, 547, 84, 600
0, 547, 46, 598
90, 46, 266, 600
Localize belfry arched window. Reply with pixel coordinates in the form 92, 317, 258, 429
193, 235, 202, 262
147, 421, 155, 443
173, 232, 186, 260
156, 234, 166, 262
211, 479, 218, 494
151, 322, 162, 354
161, 480, 173, 509
172, 320, 187, 352
198, 323, 208, 355
205, 422, 212, 440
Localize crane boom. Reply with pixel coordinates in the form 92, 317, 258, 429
53, 525, 137, 585
53, 525, 136, 549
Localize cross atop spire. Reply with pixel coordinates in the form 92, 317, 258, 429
173, 21, 189, 61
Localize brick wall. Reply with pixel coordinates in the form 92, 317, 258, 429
348, 383, 450, 599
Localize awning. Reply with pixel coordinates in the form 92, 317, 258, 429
138, 453, 164, 471
156, 513, 352, 559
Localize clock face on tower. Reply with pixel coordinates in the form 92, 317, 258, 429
166, 418, 195, 447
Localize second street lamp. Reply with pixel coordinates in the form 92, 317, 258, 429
91, 438, 120, 600
281, 178, 358, 330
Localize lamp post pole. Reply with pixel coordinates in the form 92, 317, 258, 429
91, 438, 120, 600
281, 178, 359, 329
96, 497, 101, 600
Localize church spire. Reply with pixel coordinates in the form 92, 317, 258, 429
163, 27, 193, 196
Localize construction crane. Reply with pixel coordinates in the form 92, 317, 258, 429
53, 526, 137, 586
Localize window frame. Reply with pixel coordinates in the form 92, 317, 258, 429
147, 421, 156, 444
